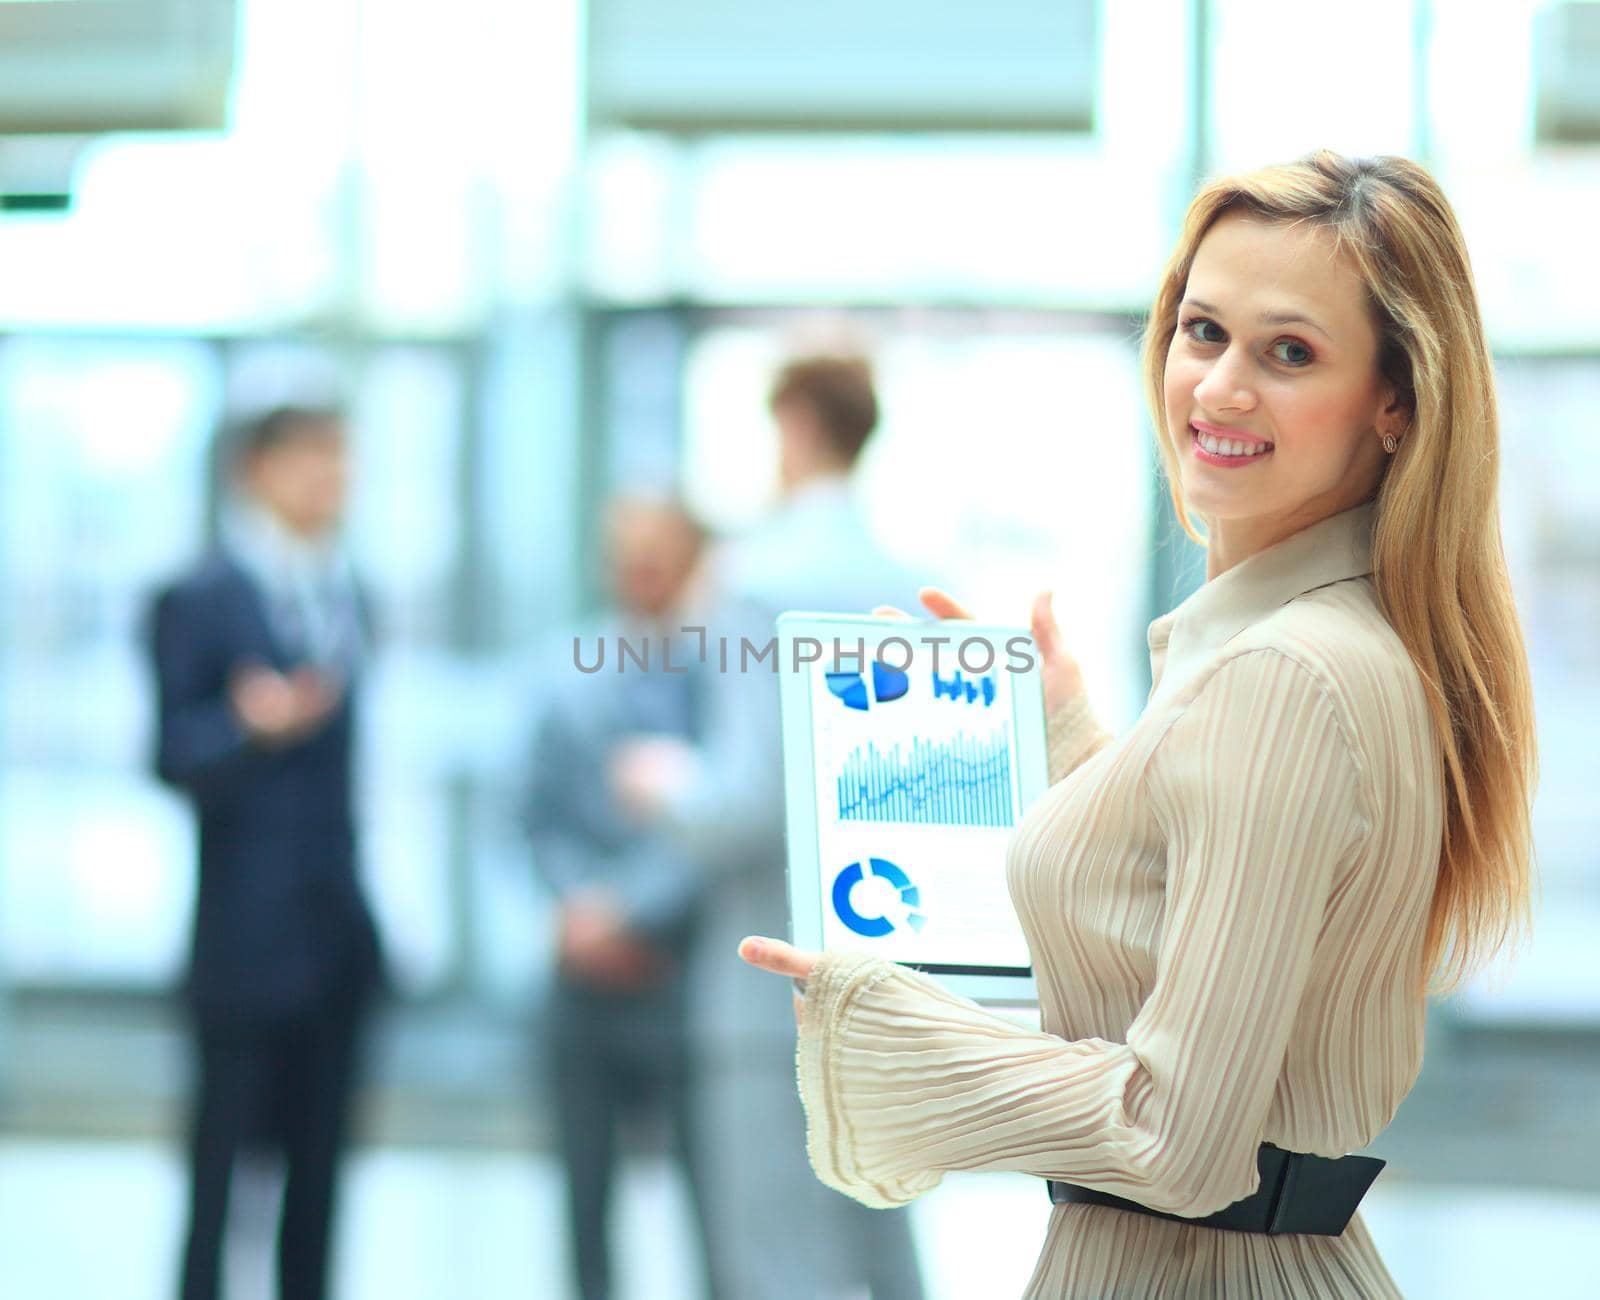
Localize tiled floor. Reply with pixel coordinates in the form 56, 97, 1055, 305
0, 1138, 1591, 1299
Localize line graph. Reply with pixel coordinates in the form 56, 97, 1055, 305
836, 732, 1014, 827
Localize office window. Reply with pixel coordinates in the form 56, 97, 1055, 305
1456, 356, 1600, 1023
0, 337, 218, 983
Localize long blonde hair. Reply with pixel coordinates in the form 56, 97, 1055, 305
1140, 150, 1537, 994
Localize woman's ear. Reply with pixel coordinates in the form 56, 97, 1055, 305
1377, 389, 1411, 440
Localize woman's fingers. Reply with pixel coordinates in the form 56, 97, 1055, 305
875, 589, 975, 623
1029, 588, 1085, 713
918, 586, 975, 621
737, 935, 819, 981
1030, 590, 1058, 655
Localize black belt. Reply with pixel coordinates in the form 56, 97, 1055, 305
1047, 1144, 1384, 1236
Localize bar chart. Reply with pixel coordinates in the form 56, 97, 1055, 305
836, 732, 1014, 827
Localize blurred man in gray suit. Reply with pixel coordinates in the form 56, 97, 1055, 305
521, 498, 717, 1300
613, 354, 927, 1300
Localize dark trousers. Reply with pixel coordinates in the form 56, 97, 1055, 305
178, 1003, 366, 1300
549, 980, 716, 1300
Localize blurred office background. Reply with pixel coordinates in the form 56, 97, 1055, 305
0, 0, 1595, 1296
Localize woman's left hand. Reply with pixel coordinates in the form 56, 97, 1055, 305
738, 935, 821, 1023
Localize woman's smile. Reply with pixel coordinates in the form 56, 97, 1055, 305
1190, 420, 1275, 466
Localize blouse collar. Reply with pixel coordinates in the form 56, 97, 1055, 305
1147, 502, 1376, 701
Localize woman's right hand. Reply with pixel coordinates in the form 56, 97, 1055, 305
875, 586, 1085, 718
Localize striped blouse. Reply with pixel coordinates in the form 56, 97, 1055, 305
795, 502, 1442, 1298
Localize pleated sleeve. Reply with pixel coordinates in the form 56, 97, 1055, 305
795, 650, 1370, 1213
1045, 690, 1113, 786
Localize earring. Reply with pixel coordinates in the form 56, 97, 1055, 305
1383, 433, 1398, 454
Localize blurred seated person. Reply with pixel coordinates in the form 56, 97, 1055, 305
148, 407, 383, 1300
520, 495, 718, 1300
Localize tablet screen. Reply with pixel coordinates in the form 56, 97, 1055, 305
801, 641, 1035, 974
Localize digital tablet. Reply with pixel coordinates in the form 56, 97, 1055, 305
776, 611, 1047, 1006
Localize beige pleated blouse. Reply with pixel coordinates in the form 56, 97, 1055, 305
795, 503, 1443, 1299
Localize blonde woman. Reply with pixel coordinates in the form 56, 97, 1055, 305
738, 151, 1537, 1298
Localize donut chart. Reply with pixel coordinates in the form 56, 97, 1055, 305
831, 857, 927, 937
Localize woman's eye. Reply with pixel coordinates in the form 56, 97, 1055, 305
1271, 339, 1313, 366
1184, 317, 1225, 344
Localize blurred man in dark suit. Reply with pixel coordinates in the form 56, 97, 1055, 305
149, 407, 383, 1300
521, 497, 717, 1300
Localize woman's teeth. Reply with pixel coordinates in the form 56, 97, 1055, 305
1195, 429, 1272, 457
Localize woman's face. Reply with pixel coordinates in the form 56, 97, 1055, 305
1163, 212, 1402, 565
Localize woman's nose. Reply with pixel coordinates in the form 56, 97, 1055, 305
1192, 347, 1257, 414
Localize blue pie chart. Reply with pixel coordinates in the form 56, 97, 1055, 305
831, 857, 927, 937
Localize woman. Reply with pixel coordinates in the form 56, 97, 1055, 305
738, 150, 1537, 1298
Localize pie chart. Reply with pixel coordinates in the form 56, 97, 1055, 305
831, 857, 927, 937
